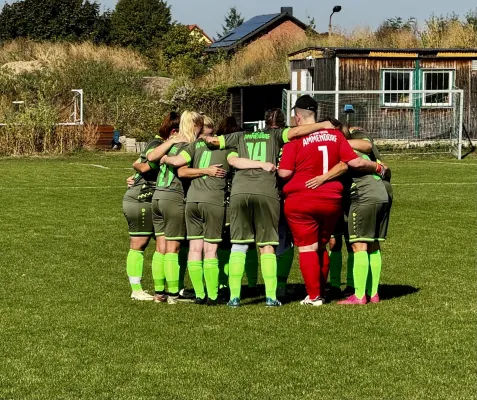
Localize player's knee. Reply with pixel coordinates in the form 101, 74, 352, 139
258, 245, 275, 255
298, 243, 318, 253
231, 244, 248, 254
130, 236, 150, 251
351, 242, 367, 252
166, 240, 181, 254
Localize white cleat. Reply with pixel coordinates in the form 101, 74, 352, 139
300, 295, 324, 306
131, 290, 154, 301
167, 295, 179, 304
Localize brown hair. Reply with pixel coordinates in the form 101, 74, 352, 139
158, 112, 180, 140
318, 117, 350, 139
265, 108, 286, 128
216, 116, 240, 136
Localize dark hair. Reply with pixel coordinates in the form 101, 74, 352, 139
216, 116, 240, 136
158, 112, 180, 140
318, 117, 350, 139
265, 108, 286, 128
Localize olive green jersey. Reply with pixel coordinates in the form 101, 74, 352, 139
123, 138, 162, 203
152, 142, 189, 201
349, 150, 388, 205
351, 130, 393, 200
179, 138, 233, 207
218, 128, 290, 200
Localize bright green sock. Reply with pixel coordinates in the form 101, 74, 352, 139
346, 252, 354, 288
127, 250, 144, 291
151, 252, 165, 293
353, 251, 369, 299
277, 247, 294, 289
204, 258, 219, 300
178, 245, 188, 291
245, 246, 258, 287
367, 250, 382, 297
164, 253, 180, 295
261, 253, 278, 300
229, 252, 246, 299
218, 248, 230, 288
188, 260, 205, 299
329, 250, 343, 289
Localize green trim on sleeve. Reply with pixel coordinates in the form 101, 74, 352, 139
227, 152, 238, 159
146, 149, 155, 155
148, 161, 159, 169
179, 150, 192, 164
218, 135, 226, 149
282, 128, 291, 143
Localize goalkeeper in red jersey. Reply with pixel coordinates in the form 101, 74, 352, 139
278, 96, 386, 306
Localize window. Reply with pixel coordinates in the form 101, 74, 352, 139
422, 70, 453, 107
382, 70, 413, 106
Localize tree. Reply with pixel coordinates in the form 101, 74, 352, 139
110, 0, 171, 52
217, 6, 243, 39
0, 0, 108, 43
155, 24, 208, 77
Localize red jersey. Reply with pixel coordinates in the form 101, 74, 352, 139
279, 129, 358, 201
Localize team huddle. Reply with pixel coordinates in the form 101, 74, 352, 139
122, 95, 392, 307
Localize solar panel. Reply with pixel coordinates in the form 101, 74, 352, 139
210, 13, 279, 49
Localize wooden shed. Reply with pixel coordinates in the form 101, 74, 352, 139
288, 47, 477, 140
228, 83, 289, 130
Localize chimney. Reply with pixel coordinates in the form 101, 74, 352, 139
281, 7, 293, 16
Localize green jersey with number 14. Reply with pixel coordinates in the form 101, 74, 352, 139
218, 128, 290, 200
180, 138, 232, 206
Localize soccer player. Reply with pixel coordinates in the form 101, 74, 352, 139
123, 112, 181, 300
278, 96, 386, 306
336, 127, 392, 305
161, 122, 230, 305
206, 110, 337, 307
147, 111, 204, 304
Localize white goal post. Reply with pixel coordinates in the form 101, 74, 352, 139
284, 89, 464, 159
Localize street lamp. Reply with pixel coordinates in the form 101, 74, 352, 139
328, 5, 342, 35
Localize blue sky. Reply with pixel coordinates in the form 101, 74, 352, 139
96, 0, 475, 38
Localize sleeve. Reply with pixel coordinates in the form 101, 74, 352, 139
226, 148, 238, 160
278, 142, 297, 171
339, 135, 359, 163
352, 132, 382, 161
219, 132, 240, 150
178, 142, 195, 165
274, 128, 291, 147
144, 139, 162, 170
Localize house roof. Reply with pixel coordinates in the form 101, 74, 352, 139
187, 24, 213, 43
289, 47, 477, 60
206, 12, 308, 53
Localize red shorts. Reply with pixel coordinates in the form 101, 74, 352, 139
284, 196, 342, 247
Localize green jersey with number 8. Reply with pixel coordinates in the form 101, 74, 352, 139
179, 138, 232, 206
218, 128, 290, 200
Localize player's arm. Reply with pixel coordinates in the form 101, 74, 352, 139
305, 162, 348, 189
277, 169, 293, 180
146, 135, 186, 162
162, 154, 188, 167
228, 155, 276, 172
133, 161, 152, 174
177, 165, 227, 179
205, 133, 239, 150
340, 136, 386, 178
348, 139, 372, 154
285, 121, 336, 141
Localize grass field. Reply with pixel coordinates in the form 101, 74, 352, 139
0, 153, 476, 400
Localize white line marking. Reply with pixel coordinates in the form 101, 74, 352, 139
69, 163, 110, 169
412, 161, 477, 167
393, 182, 477, 186
0, 182, 476, 190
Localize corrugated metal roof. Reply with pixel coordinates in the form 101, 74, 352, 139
289, 47, 477, 58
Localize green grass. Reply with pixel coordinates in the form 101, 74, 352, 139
0, 153, 476, 400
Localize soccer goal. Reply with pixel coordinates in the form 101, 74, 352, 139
283, 89, 464, 159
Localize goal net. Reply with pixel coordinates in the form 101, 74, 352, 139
283, 90, 464, 159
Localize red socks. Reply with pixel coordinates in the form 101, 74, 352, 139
299, 251, 321, 299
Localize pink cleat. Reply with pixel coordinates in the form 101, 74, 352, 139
337, 294, 367, 305
369, 293, 380, 304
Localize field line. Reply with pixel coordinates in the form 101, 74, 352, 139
393, 182, 477, 186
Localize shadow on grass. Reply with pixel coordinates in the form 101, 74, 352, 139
377, 284, 420, 300
240, 283, 420, 305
